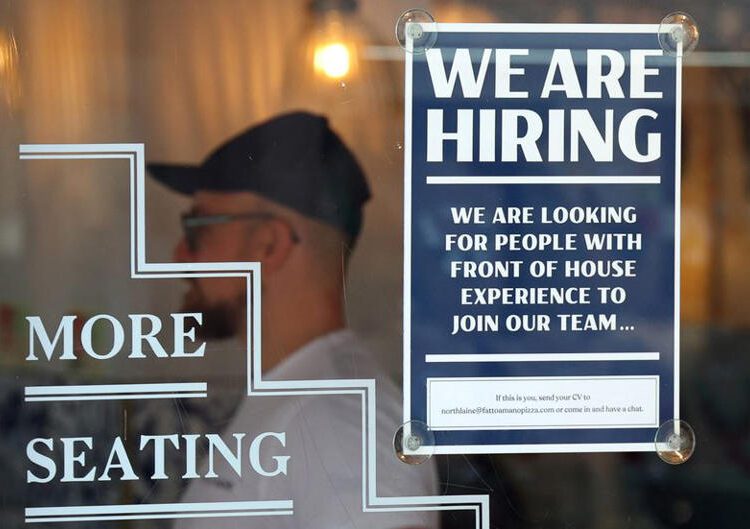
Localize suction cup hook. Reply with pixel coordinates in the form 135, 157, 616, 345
395, 9, 438, 54
659, 12, 699, 57
394, 420, 435, 465
655, 419, 696, 464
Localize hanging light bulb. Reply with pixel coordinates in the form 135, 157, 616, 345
300, 0, 361, 86
313, 41, 351, 79
307, 0, 358, 80
283, 0, 397, 152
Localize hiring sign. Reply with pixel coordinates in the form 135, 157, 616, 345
403, 24, 681, 454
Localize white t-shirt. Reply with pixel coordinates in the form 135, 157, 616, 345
176, 329, 439, 529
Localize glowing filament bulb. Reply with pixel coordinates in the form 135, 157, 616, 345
313, 42, 351, 79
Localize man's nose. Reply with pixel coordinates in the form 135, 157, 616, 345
173, 237, 191, 262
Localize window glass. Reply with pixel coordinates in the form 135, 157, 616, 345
1, 2, 748, 529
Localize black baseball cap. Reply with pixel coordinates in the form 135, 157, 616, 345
147, 111, 370, 244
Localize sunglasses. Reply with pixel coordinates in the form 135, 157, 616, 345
180, 211, 301, 252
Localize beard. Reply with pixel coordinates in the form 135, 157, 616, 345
181, 281, 245, 340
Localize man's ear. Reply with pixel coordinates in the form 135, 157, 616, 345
248, 219, 296, 274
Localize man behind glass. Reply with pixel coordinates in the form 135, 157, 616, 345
149, 111, 438, 529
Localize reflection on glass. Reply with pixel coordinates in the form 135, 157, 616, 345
0, 28, 20, 110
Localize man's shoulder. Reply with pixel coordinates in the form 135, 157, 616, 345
270, 328, 391, 382
179, 329, 438, 528
231, 328, 404, 454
